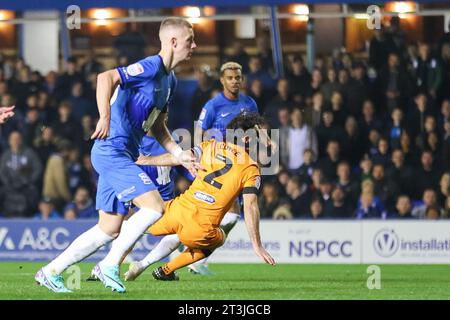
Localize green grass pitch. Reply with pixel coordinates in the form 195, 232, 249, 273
0, 262, 449, 300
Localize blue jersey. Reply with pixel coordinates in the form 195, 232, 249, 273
197, 93, 258, 139
139, 135, 194, 201
93, 54, 177, 159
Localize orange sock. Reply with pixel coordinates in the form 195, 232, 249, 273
162, 248, 207, 275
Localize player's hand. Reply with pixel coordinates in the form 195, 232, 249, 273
254, 246, 276, 266
136, 155, 150, 165
91, 116, 110, 140
0, 105, 15, 124
176, 150, 204, 177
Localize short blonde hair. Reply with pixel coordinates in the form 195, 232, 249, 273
220, 62, 242, 76
159, 17, 192, 35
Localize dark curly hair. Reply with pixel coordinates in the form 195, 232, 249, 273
226, 112, 268, 131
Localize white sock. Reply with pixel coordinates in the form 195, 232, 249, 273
192, 212, 240, 267
101, 207, 162, 266
43, 225, 114, 275
141, 234, 180, 268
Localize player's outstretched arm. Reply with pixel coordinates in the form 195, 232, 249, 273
136, 153, 181, 166
0, 106, 15, 124
152, 112, 203, 176
91, 69, 121, 140
243, 193, 276, 266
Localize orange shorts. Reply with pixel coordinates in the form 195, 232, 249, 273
147, 199, 225, 250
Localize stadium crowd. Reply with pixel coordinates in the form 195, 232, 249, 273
0, 20, 450, 220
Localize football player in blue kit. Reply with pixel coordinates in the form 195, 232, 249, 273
35, 17, 198, 293
190, 62, 259, 275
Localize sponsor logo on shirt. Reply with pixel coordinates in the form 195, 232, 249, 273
117, 186, 136, 200
255, 176, 261, 190
199, 108, 207, 120
220, 112, 230, 118
127, 63, 144, 76
194, 191, 216, 204
138, 172, 152, 185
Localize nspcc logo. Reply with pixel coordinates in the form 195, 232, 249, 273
373, 229, 399, 257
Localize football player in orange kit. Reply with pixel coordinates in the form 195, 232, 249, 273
125, 112, 276, 281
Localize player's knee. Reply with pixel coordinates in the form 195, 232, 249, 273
133, 190, 165, 213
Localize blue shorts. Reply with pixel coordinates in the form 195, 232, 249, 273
91, 143, 157, 215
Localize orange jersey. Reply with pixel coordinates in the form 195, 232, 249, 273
174, 139, 261, 226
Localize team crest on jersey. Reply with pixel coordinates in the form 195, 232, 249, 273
138, 172, 152, 185
127, 63, 144, 76
255, 176, 261, 190
199, 108, 207, 120
194, 191, 216, 204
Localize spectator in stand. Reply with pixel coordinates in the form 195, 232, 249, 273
376, 52, 412, 115
286, 176, 312, 218
324, 186, 353, 218
248, 79, 270, 114
369, 28, 397, 71
264, 78, 295, 127
286, 108, 318, 171
22, 108, 43, 148
0, 131, 42, 217
276, 169, 290, 199
412, 189, 442, 219
341, 116, 365, 167
358, 100, 384, 144
317, 140, 342, 181
42, 140, 72, 210
316, 110, 345, 157
310, 167, 323, 196
226, 42, 250, 74
443, 120, 450, 171
371, 137, 391, 167
113, 23, 146, 64
81, 153, 98, 196
305, 91, 324, 128
63, 186, 97, 219
314, 178, 333, 210
355, 190, 387, 219
33, 197, 62, 220
304, 68, 323, 99
386, 149, 414, 197
329, 91, 347, 126
414, 150, 441, 199
256, 36, 274, 74
425, 205, 442, 220
411, 43, 442, 98
444, 196, 450, 219
391, 195, 414, 219
438, 172, 450, 208
367, 129, 382, 158
346, 63, 371, 117
296, 149, 316, 185
80, 49, 104, 78
190, 65, 215, 122
308, 197, 324, 219
287, 56, 310, 102
438, 43, 450, 102
277, 106, 291, 167
320, 68, 341, 103
258, 180, 289, 219
33, 126, 60, 166
67, 81, 92, 122
336, 161, 360, 205
51, 100, 83, 147
387, 108, 406, 150
55, 57, 84, 102
371, 163, 400, 212
399, 131, 417, 165
359, 156, 373, 182
246, 55, 275, 93
438, 100, 450, 135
